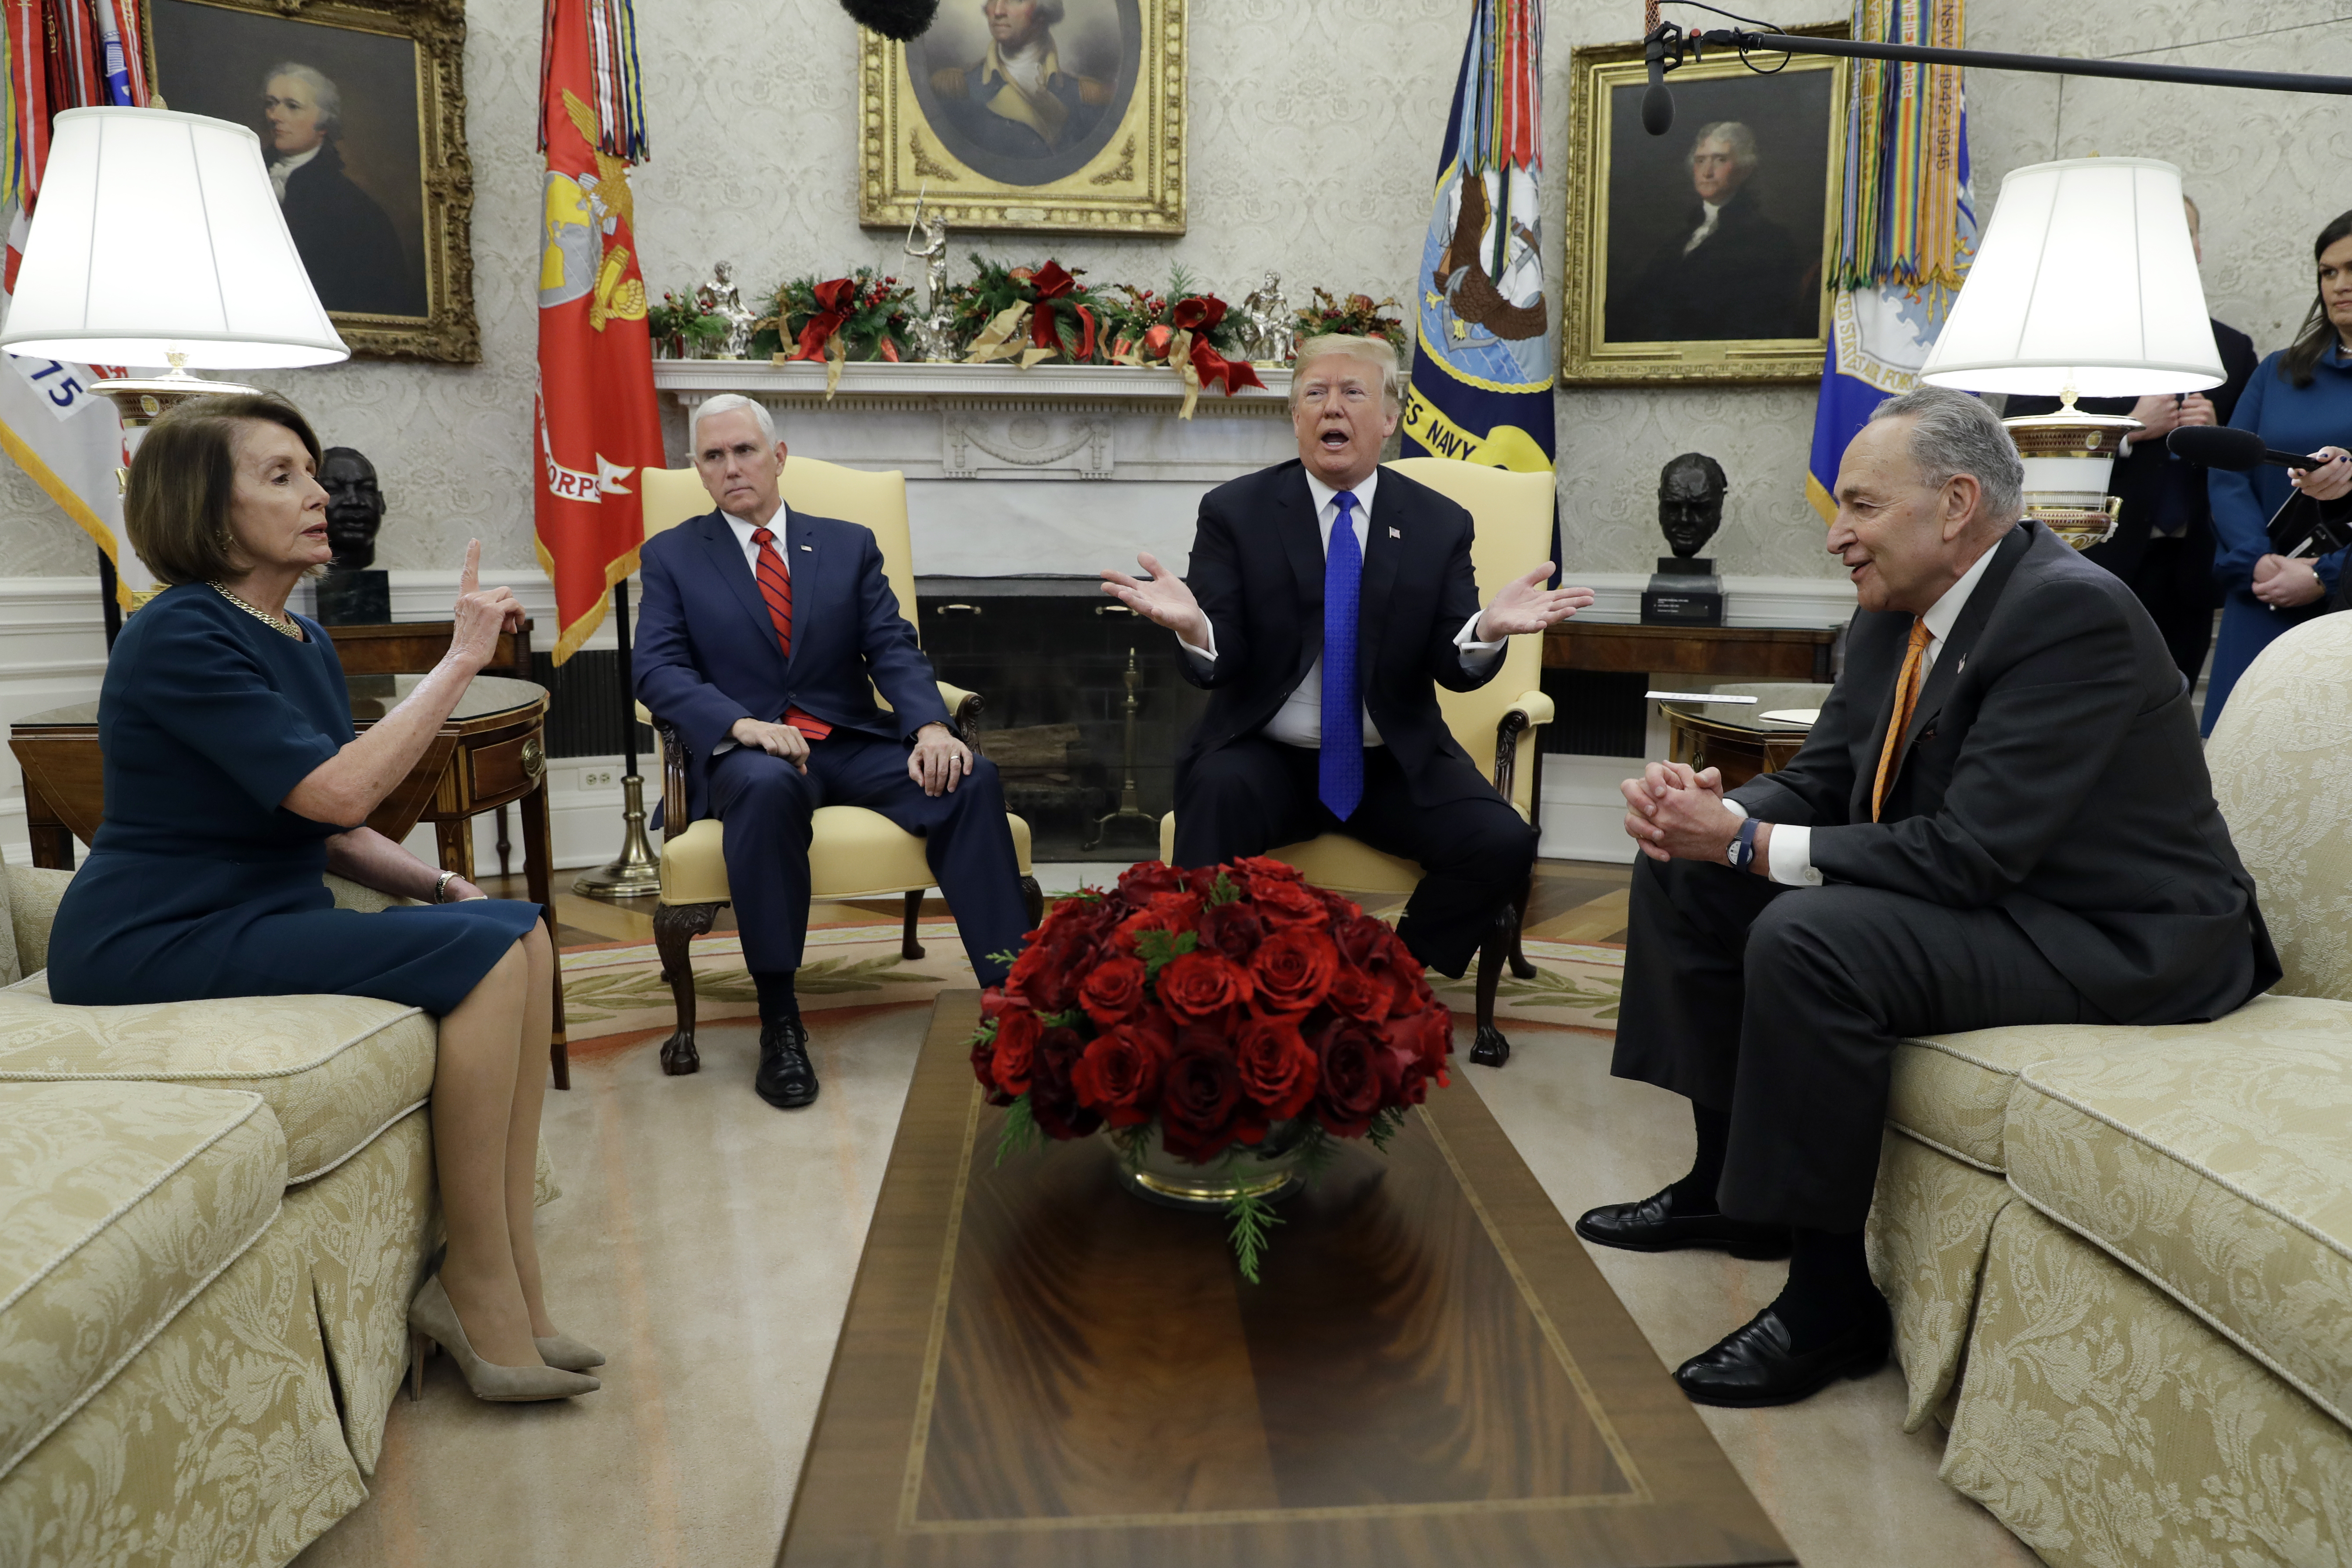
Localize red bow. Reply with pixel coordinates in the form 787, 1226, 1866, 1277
1171, 295, 1226, 334
1028, 261, 1094, 359
1189, 332, 1266, 398
1170, 296, 1262, 397
793, 277, 858, 361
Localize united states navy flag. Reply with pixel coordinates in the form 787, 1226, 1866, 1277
1401, 0, 1554, 484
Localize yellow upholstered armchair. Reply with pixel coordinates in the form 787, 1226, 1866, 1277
635, 458, 1041, 1075
1158, 457, 1557, 1068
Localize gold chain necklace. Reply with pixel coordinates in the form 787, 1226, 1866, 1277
207, 581, 304, 639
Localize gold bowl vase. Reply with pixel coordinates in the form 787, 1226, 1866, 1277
1112, 1121, 1309, 1209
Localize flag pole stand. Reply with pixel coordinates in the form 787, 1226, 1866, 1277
573, 578, 663, 897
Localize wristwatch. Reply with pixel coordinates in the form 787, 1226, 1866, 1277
1728, 816, 1762, 873
433, 870, 461, 903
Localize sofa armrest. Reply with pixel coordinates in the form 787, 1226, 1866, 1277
7, 863, 74, 975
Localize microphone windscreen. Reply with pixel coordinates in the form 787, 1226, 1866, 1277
2166, 424, 2264, 470
840, 0, 939, 40
1641, 82, 1675, 137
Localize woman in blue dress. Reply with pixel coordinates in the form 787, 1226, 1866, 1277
2203, 210, 2352, 734
47, 393, 601, 1403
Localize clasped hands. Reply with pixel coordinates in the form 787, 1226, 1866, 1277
2252, 443, 2352, 610
730, 715, 972, 796
1097, 552, 1597, 644
1622, 761, 1760, 871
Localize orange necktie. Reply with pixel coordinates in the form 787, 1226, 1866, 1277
750, 526, 832, 741
1870, 617, 1932, 822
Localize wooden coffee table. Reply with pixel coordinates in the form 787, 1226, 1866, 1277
779, 994, 1794, 1568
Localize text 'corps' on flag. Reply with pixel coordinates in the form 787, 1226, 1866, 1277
535, 0, 662, 664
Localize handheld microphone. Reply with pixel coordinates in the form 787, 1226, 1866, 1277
2166, 424, 2339, 471
1642, 35, 1676, 135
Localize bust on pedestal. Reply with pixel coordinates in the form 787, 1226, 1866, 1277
314, 446, 391, 626
1640, 452, 1728, 627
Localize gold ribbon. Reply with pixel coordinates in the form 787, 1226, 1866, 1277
1170, 327, 1203, 420
964, 302, 1057, 368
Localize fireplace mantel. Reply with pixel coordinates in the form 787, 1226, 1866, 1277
649, 359, 1352, 575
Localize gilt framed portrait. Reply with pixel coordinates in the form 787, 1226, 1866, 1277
858, 0, 1185, 236
144, 0, 478, 363
1561, 27, 1848, 386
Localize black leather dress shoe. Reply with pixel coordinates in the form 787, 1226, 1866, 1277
755, 1019, 817, 1109
1574, 1185, 1794, 1259
1674, 1300, 1892, 1407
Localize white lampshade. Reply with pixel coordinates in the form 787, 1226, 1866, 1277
0, 106, 346, 369
1919, 157, 2221, 399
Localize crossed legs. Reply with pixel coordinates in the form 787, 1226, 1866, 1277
432, 921, 572, 1367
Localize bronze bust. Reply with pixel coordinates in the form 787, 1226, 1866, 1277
1658, 452, 1728, 559
1642, 452, 1728, 626
315, 446, 391, 624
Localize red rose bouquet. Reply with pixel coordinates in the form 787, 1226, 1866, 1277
969, 857, 1453, 1279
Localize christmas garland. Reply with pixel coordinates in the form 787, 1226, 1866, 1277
1294, 288, 1408, 354
749, 268, 916, 393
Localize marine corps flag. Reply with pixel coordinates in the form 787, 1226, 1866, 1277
535, 0, 659, 664
1402, 0, 1553, 480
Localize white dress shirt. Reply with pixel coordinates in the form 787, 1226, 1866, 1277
1179, 469, 1505, 747
1682, 199, 1725, 255
268, 144, 321, 204
1726, 539, 2001, 885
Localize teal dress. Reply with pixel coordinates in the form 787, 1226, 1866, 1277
46, 585, 541, 1014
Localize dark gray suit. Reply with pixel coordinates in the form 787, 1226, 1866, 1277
1614, 521, 2280, 1232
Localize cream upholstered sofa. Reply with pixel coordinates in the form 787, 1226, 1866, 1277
0, 856, 556, 1566
1866, 610, 2352, 1564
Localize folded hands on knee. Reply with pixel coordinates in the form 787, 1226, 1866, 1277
1622, 761, 1752, 868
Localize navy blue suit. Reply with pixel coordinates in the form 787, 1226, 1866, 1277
634, 506, 1029, 984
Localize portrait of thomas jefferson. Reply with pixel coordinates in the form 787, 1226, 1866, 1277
263, 61, 422, 317
917, 0, 1133, 185
1605, 119, 1821, 345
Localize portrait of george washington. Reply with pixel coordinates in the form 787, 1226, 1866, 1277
912, 0, 1139, 187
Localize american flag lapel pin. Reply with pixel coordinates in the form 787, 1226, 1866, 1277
1388, 526, 1402, 539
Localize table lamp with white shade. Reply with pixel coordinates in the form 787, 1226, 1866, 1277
1918, 155, 2223, 549
0, 105, 347, 428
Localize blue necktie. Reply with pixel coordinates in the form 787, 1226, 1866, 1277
1320, 491, 1364, 820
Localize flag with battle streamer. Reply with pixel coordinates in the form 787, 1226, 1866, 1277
1402, 0, 1554, 482
535, 0, 662, 663
1805, 0, 1976, 522
0, 0, 151, 614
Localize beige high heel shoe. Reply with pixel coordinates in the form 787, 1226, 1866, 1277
406, 1277, 600, 1403
534, 1333, 607, 1372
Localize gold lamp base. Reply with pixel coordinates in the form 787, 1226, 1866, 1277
2003, 388, 2141, 553
91, 352, 257, 430
572, 774, 663, 897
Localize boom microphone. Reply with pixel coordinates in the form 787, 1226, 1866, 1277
1642, 36, 1676, 135
2167, 424, 2340, 471
838, 0, 938, 40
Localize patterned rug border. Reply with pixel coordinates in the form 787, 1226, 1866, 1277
559, 925, 1626, 1041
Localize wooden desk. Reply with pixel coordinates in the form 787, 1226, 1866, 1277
8, 674, 572, 1087
777, 994, 1792, 1568
1659, 686, 1831, 792
1546, 621, 1839, 682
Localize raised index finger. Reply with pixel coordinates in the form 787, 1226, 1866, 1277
460, 539, 480, 598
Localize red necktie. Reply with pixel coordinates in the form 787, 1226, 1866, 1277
750, 526, 832, 741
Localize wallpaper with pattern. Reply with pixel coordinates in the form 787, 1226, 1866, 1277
0, 0, 2339, 583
